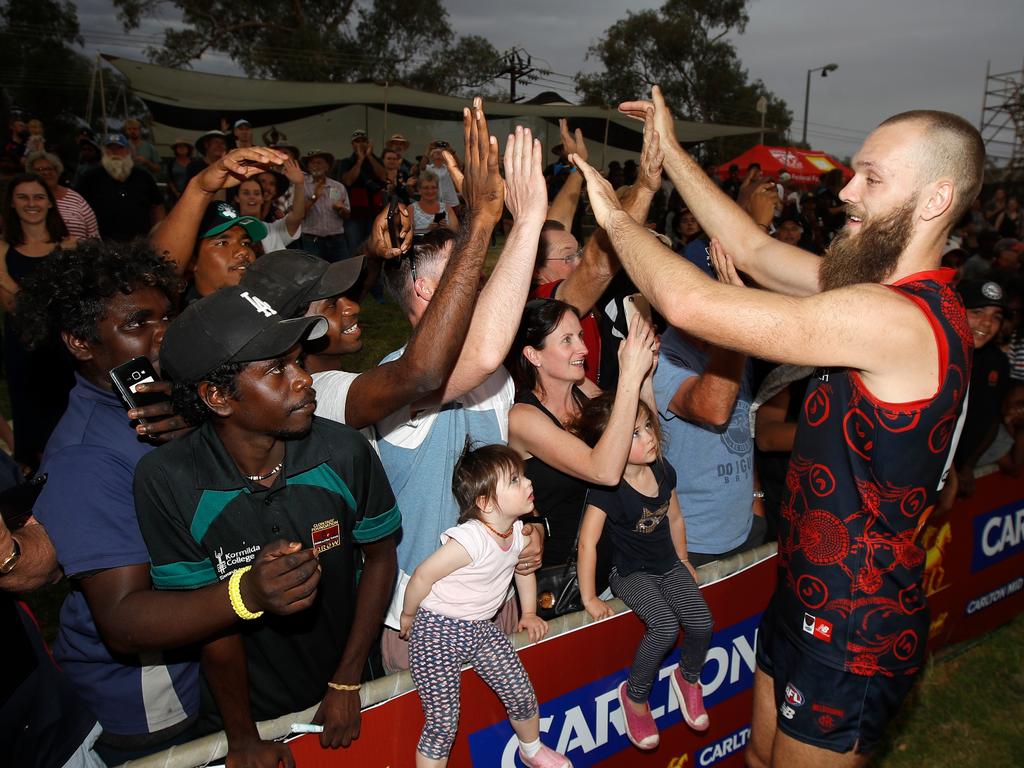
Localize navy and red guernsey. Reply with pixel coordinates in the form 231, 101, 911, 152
774, 269, 971, 677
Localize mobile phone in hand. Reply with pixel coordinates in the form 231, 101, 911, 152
433, 211, 447, 223
109, 356, 167, 424
624, 293, 652, 327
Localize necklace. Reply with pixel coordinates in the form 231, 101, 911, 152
246, 462, 283, 482
481, 520, 514, 539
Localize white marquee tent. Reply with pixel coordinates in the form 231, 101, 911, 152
105, 55, 762, 167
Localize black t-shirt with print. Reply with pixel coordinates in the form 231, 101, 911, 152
588, 460, 679, 578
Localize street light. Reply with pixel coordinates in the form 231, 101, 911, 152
802, 62, 838, 147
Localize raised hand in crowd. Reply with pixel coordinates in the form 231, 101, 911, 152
569, 150, 624, 230
635, 110, 664, 195
560, 117, 588, 163
708, 237, 745, 288
503, 126, 547, 224
569, 108, 664, 231
736, 168, 777, 231
461, 97, 505, 225
195, 146, 291, 194
623, 85, 823, 298
546, 118, 587, 229
368, 202, 413, 259
619, 84, 680, 150
442, 147, 464, 196
281, 155, 304, 186
618, 311, 658, 390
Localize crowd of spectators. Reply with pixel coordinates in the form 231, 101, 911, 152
0, 101, 1021, 768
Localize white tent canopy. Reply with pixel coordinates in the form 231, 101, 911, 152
105, 55, 761, 167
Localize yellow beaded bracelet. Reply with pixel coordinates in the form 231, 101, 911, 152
228, 566, 264, 620
327, 682, 362, 692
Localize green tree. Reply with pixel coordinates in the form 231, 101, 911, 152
0, 0, 86, 124
0, 0, 141, 151
113, 0, 506, 96
576, 0, 790, 156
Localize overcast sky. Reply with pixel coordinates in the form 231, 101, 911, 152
74, 0, 1024, 160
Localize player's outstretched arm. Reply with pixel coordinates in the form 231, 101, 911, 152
619, 87, 822, 297
571, 151, 941, 404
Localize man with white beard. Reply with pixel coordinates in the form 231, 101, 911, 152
75, 133, 164, 241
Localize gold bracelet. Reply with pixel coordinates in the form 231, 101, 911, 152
228, 566, 264, 620
327, 682, 362, 692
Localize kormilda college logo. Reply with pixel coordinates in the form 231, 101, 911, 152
213, 544, 261, 579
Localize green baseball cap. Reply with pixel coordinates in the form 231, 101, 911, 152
199, 200, 268, 242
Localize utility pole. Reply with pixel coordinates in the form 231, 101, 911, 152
498, 47, 539, 103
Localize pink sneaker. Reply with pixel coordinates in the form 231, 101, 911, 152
518, 744, 573, 768
617, 680, 660, 750
670, 667, 709, 731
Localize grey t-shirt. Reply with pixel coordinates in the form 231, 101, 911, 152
651, 328, 754, 554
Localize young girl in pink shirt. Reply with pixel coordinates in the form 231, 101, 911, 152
400, 443, 571, 768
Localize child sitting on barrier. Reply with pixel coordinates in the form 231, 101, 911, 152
574, 394, 714, 750
400, 442, 572, 768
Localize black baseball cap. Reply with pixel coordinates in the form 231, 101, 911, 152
241, 251, 365, 316
160, 285, 328, 382
199, 200, 268, 242
957, 279, 1009, 311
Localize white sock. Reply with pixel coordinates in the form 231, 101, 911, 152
519, 737, 542, 757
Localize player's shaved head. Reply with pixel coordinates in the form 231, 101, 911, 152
878, 110, 985, 223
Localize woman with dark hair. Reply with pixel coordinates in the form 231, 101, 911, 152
506, 297, 657, 582
0, 173, 77, 468
232, 157, 307, 252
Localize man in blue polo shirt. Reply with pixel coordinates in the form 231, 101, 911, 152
135, 285, 400, 763
21, 241, 323, 764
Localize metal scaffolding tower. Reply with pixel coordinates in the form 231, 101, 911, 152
980, 60, 1024, 181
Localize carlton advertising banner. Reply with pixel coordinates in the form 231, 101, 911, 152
920, 468, 1024, 651
284, 553, 776, 768
136, 470, 1023, 768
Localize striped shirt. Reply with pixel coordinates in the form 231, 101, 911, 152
1009, 331, 1024, 383
303, 176, 350, 236
56, 189, 99, 239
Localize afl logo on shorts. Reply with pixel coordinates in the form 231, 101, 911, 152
784, 683, 805, 707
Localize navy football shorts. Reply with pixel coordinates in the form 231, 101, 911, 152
755, 604, 918, 754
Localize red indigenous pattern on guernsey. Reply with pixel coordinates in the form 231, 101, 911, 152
775, 271, 971, 678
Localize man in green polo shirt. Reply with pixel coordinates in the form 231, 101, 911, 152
134, 284, 400, 764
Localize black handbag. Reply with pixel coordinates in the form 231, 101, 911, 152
533, 491, 588, 620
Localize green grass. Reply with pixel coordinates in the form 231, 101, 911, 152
873, 614, 1024, 767
343, 293, 409, 372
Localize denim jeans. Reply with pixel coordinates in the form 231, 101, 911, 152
300, 232, 350, 263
